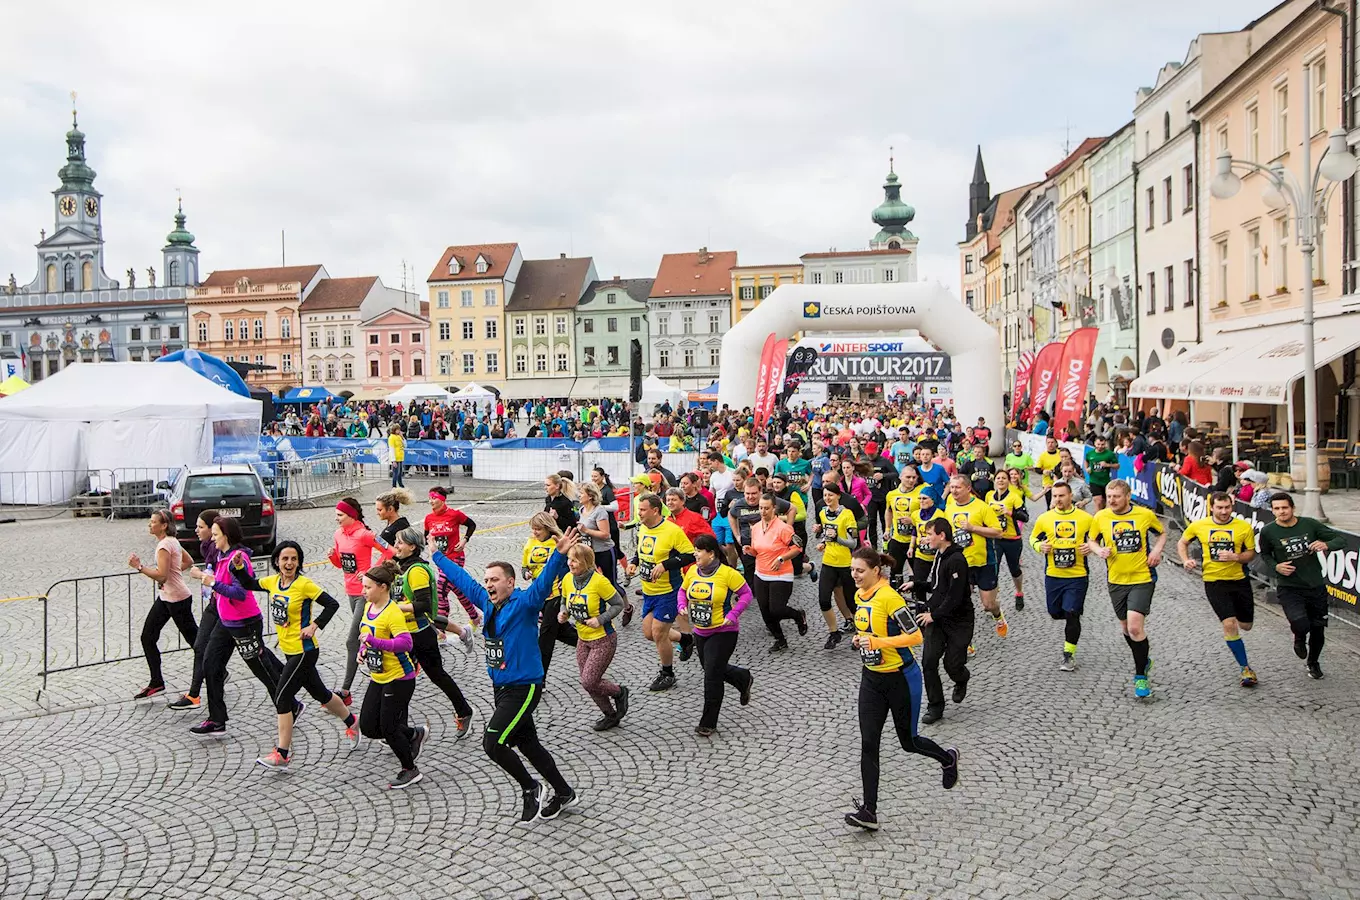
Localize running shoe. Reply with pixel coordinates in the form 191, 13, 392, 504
823, 631, 843, 650
1294, 634, 1308, 659
921, 709, 943, 725
255, 750, 290, 771
621, 604, 634, 628
292, 700, 304, 721
795, 610, 809, 636
539, 787, 577, 820
411, 723, 428, 760
1059, 653, 1077, 673
458, 624, 475, 655
952, 681, 967, 704
808, 564, 818, 583
1133, 675, 1151, 698
1145, 659, 1156, 681
942, 748, 960, 790
840, 619, 856, 635
739, 673, 753, 706
678, 633, 695, 662
993, 613, 1009, 639
454, 711, 474, 741
190, 720, 226, 738
967, 644, 976, 657
520, 781, 546, 823
694, 725, 716, 737
389, 768, 423, 790
615, 685, 631, 720
844, 801, 879, 831
345, 723, 362, 751
1014, 594, 1025, 612
1307, 662, 1325, 680
768, 639, 788, 654
592, 715, 620, 732
649, 671, 676, 692
337, 689, 353, 707
134, 684, 165, 700
166, 694, 200, 711
1240, 666, 1258, 687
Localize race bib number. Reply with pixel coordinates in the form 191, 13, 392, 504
1281, 535, 1311, 560
688, 602, 714, 628
953, 524, 973, 549
1053, 547, 1076, 569
432, 535, 449, 553
234, 632, 262, 661
1208, 538, 1234, 560
269, 594, 289, 626
859, 645, 883, 667
363, 645, 384, 674
567, 600, 591, 623
1111, 526, 1143, 554
895, 518, 911, 538
484, 637, 506, 670
638, 560, 656, 581
340, 552, 358, 574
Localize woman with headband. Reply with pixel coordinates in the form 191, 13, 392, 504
329, 497, 394, 705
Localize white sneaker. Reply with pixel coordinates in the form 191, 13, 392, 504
458, 623, 475, 654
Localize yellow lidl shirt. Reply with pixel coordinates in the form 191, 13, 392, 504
359, 600, 415, 684
387, 431, 405, 463
522, 537, 561, 599
260, 574, 325, 656
885, 487, 921, 543
560, 570, 618, 641
817, 506, 858, 568
1182, 516, 1255, 582
1091, 506, 1164, 585
1036, 451, 1062, 489
1029, 507, 1095, 578
944, 496, 1001, 568
788, 489, 807, 523
680, 564, 748, 630
986, 486, 1025, 540
636, 519, 694, 596
912, 507, 949, 561
853, 581, 919, 673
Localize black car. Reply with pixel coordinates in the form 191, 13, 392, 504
161, 465, 278, 560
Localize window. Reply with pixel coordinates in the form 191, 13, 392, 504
369, 360, 379, 377
1164, 265, 1175, 311
238, 319, 248, 340
1183, 165, 1194, 211
515, 353, 527, 374
1274, 81, 1289, 156
1145, 187, 1155, 230
325, 330, 336, 348
682, 314, 694, 334
709, 347, 720, 366
413, 358, 424, 377
583, 319, 595, 334
1215, 238, 1229, 304
484, 289, 496, 306
309, 330, 319, 348
311, 363, 321, 381
584, 346, 596, 367
1275, 217, 1290, 292
280, 317, 291, 339
342, 330, 353, 347
476, 257, 488, 274
221, 321, 231, 341
1216, 123, 1229, 154
1246, 102, 1259, 161
657, 316, 668, 336
606, 292, 617, 304
282, 353, 293, 373
514, 317, 526, 337
391, 358, 402, 377
1314, 218, 1326, 282
884, 268, 896, 282
1163, 178, 1172, 224
485, 319, 497, 340
533, 317, 546, 336
369, 333, 379, 345
811, 271, 823, 284
965, 290, 975, 310
1247, 227, 1262, 296
439, 321, 451, 340
1163, 111, 1171, 142
169, 324, 182, 340
535, 352, 546, 373
683, 348, 694, 368
833, 270, 844, 284
555, 316, 567, 336
221, 354, 231, 364
658, 348, 670, 368
630, 316, 641, 332
708, 313, 720, 333
342, 362, 352, 379
196, 321, 208, 343
437, 291, 449, 308
461, 289, 473, 307
964, 256, 974, 275
555, 351, 568, 372
740, 285, 755, 300
149, 326, 161, 340
130, 350, 144, 362
1146, 273, 1156, 315
390, 332, 401, 344
411, 331, 421, 344
251, 319, 262, 340
485, 351, 499, 374
1184, 259, 1195, 307
325, 363, 336, 381
438, 354, 451, 375
463, 352, 475, 374
462, 320, 474, 340
759, 284, 774, 299
607, 317, 618, 333
1309, 58, 1326, 132
607, 346, 619, 365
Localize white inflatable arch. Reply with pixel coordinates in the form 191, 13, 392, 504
718, 283, 1004, 454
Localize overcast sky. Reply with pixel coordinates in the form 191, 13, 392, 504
2, 1, 1265, 298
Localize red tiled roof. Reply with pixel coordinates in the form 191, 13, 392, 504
427, 243, 518, 283
298, 276, 378, 312
800, 248, 914, 259
202, 265, 323, 288
649, 249, 738, 298
1045, 137, 1107, 179
985, 183, 1042, 253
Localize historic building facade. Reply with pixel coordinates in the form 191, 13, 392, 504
648, 248, 737, 390
427, 243, 522, 391
574, 276, 653, 397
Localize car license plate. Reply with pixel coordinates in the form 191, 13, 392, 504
219, 507, 241, 518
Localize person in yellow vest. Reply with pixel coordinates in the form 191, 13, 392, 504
943, 474, 1005, 638
884, 465, 922, 585
387, 427, 406, 488
986, 468, 1029, 611
1029, 482, 1095, 672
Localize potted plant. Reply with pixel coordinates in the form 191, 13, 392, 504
1275, 285, 1289, 294
1313, 277, 1326, 287
1214, 300, 1229, 309
1247, 292, 1261, 301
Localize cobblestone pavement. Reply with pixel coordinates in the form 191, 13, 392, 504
2, 483, 1359, 899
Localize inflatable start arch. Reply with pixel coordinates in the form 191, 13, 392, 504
717, 283, 1004, 455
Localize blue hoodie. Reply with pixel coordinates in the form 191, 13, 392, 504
431, 548, 565, 686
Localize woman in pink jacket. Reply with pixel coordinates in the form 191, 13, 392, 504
329, 497, 394, 703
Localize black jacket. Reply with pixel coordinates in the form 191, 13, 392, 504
926, 544, 972, 622
867, 456, 898, 501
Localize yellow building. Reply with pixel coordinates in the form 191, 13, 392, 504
1055, 137, 1107, 340
729, 263, 802, 323
426, 243, 522, 391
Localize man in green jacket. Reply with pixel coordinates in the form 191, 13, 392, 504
1257, 493, 1348, 679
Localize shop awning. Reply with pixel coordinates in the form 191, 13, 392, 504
497, 377, 576, 401
1129, 300, 1360, 405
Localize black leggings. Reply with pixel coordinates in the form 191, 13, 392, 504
866, 500, 888, 548
204, 614, 283, 725
695, 630, 749, 729
412, 626, 473, 718
593, 548, 618, 586
188, 600, 218, 697
274, 648, 334, 715
141, 598, 198, 686
817, 564, 854, 614
859, 665, 953, 812
538, 597, 578, 674
885, 540, 912, 585
359, 676, 417, 769
1065, 612, 1082, 647
483, 682, 571, 794
754, 578, 800, 642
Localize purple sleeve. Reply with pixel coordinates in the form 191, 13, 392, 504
677, 587, 688, 614
728, 581, 753, 620
211, 553, 251, 601
367, 631, 414, 653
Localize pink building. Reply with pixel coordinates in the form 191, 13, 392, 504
361, 301, 430, 392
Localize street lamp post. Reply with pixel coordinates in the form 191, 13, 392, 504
1209, 64, 1358, 520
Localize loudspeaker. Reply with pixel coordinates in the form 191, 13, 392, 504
629, 339, 643, 403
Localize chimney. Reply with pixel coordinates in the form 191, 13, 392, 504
612, 275, 621, 282
698, 246, 710, 263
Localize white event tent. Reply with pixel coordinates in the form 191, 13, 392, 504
639, 374, 683, 408
0, 362, 262, 503
451, 382, 497, 403
386, 382, 457, 403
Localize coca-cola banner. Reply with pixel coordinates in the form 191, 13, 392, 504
1052, 327, 1099, 428
1023, 341, 1065, 423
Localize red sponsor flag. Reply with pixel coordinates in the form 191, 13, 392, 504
756, 339, 789, 429
752, 333, 778, 419
1011, 350, 1036, 419
1052, 327, 1099, 428
1023, 341, 1065, 423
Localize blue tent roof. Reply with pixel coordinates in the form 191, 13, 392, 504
155, 349, 251, 398
693, 381, 719, 395
280, 386, 342, 403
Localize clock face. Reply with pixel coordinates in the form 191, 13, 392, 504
85, 197, 98, 217
59, 196, 76, 217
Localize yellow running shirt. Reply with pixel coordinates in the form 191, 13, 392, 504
359, 600, 415, 684
522, 537, 561, 599
817, 506, 858, 568
1091, 506, 1163, 585
1029, 507, 1096, 578
636, 519, 694, 596
986, 487, 1025, 540
259, 574, 326, 656
680, 564, 748, 630
944, 496, 1002, 568
560, 570, 618, 641
854, 580, 921, 673
885, 487, 921, 543
912, 507, 949, 561
1182, 516, 1255, 582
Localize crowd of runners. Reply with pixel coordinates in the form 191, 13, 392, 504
126, 399, 1346, 831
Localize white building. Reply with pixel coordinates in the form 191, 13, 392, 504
1085, 121, 1138, 396
648, 248, 736, 390
300, 276, 420, 392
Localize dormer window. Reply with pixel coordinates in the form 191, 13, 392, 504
448, 257, 461, 275
475, 255, 489, 274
